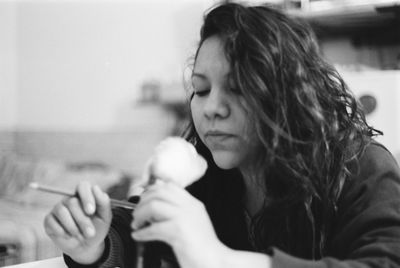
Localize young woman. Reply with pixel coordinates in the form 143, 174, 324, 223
44, 2, 400, 268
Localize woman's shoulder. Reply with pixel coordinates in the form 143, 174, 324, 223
339, 140, 400, 208
358, 141, 399, 171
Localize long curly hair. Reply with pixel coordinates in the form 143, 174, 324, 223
183, 2, 381, 257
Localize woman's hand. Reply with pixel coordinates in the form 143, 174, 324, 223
43, 181, 112, 265
131, 182, 226, 268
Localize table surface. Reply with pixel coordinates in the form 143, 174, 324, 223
4, 257, 67, 268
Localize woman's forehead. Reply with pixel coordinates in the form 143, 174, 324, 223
193, 36, 230, 78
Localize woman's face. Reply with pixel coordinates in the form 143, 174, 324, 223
191, 36, 258, 170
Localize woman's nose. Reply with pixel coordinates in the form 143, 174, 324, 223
203, 88, 230, 120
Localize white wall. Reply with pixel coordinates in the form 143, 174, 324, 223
0, 1, 18, 130
339, 70, 400, 156
1, 0, 214, 132
0, 0, 219, 172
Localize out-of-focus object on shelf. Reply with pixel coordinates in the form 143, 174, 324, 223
285, 0, 400, 35
359, 94, 377, 115
0, 244, 18, 266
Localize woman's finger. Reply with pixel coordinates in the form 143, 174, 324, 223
52, 202, 82, 238
92, 185, 111, 222
76, 181, 96, 215
44, 213, 68, 238
65, 197, 96, 238
139, 182, 187, 208
131, 221, 174, 244
132, 199, 176, 230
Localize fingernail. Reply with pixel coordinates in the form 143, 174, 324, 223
86, 226, 95, 237
93, 185, 101, 193
86, 203, 95, 215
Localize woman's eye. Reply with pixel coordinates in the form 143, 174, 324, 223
193, 90, 210, 97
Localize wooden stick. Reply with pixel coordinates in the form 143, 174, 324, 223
29, 182, 136, 210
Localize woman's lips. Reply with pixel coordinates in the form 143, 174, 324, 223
204, 131, 236, 148
205, 130, 234, 136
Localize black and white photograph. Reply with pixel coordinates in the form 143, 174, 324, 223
0, 0, 400, 267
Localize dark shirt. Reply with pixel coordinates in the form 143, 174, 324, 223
65, 142, 400, 267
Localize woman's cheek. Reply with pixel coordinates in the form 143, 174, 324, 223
190, 102, 204, 134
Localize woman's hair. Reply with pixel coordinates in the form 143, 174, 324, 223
184, 2, 381, 257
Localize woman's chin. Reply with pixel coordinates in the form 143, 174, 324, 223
211, 151, 240, 170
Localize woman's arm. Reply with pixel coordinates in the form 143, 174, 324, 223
220, 247, 272, 268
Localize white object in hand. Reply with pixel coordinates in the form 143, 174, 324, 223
143, 137, 208, 188
134, 137, 208, 268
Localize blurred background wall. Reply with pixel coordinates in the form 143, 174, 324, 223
0, 1, 18, 153
0, 0, 216, 175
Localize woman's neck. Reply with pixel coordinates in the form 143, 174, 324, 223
240, 167, 267, 217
